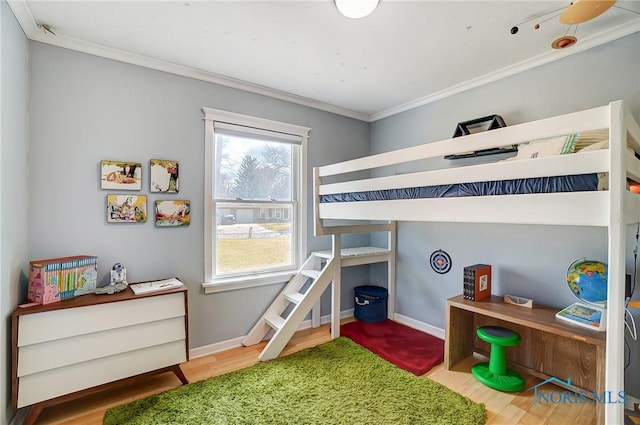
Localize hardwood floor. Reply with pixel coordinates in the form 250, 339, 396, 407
31, 322, 597, 425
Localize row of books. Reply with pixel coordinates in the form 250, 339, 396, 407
28, 255, 98, 304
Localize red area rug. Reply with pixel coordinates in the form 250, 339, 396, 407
340, 319, 444, 376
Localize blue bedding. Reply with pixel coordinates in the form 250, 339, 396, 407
320, 173, 599, 203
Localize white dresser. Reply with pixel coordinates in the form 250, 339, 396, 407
11, 286, 189, 425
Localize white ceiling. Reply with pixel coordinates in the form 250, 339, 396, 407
9, 1, 640, 121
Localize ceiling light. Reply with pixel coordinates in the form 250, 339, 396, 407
335, 0, 379, 19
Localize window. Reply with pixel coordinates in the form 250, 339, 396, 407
202, 108, 310, 292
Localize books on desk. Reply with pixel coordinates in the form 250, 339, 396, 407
129, 278, 184, 295
555, 302, 606, 331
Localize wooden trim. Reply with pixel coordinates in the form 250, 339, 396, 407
11, 305, 19, 410
12, 285, 186, 317
201, 108, 311, 136
183, 289, 190, 361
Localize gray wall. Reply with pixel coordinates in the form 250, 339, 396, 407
370, 32, 640, 394
1, 2, 30, 424
27, 42, 371, 350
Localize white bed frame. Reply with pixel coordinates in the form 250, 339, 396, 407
313, 100, 640, 425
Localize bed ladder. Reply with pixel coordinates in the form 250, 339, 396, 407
242, 253, 335, 361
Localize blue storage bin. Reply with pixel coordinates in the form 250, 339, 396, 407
354, 285, 388, 323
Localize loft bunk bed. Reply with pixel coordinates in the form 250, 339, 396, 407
311, 100, 640, 425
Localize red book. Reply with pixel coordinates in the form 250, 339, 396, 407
463, 264, 491, 301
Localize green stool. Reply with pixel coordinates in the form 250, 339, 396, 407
471, 326, 525, 392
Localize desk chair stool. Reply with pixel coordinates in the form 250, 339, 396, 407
471, 326, 525, 392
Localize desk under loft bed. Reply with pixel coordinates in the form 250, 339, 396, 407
311, 100, 640, 425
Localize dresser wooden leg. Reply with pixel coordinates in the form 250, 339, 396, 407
172, 364, 189, 385
22, 402, 44, 425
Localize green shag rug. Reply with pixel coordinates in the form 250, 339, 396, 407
104, 337, 486, 425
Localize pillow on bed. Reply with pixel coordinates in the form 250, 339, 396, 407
515, 134, 578, 160
578, 139, 609, 152
573, 129, 609, 151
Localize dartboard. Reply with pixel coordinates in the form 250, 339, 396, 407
430, 249, 452, 274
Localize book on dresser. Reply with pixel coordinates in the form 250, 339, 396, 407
129, 277, 184, 295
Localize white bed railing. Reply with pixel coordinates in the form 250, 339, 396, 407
317, 104, 611, 178
314, 101, 640, 229
320, 150, 609, 196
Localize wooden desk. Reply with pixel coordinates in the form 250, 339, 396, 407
445, 295, 606, 423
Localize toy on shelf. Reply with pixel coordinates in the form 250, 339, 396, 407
96, 263, 129, 295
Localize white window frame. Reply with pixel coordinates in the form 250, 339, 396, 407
202, 108, 310, 293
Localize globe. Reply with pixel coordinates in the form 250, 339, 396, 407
566, 259, 608, 305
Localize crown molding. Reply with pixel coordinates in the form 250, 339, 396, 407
369, 19, 640, 122
7, 1, 369, 123
8, 1, 640, 124
7, 0, 38, 37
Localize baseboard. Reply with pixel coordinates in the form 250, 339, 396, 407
189, 308, 355, 359
189, 310, 443, 359
393, 313, 445, 340
189, 336, 246, 359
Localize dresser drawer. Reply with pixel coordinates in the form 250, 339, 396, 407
17, 340, 187, 407
18, 316, 185, 376
18, 292, 185, 346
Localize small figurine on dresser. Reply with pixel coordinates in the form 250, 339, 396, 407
96, 263, 129, 295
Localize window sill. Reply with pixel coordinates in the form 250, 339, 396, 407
202, 271, 296, 294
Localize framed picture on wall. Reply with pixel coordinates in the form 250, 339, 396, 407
155, 200, 190, 227
106, 194, 147, 223
150, 159, 179, 193
101, 160, 142, 190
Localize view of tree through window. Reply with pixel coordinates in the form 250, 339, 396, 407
214, 132, 295, 277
